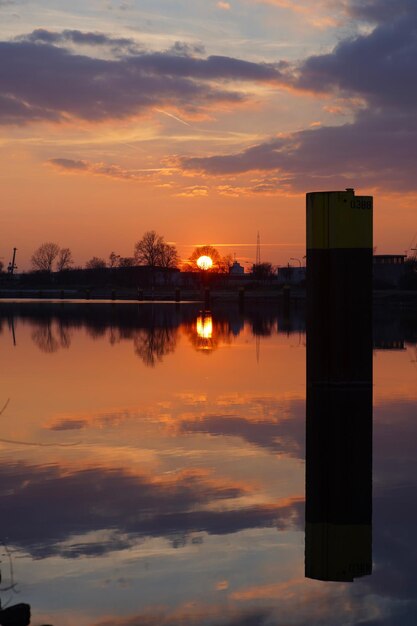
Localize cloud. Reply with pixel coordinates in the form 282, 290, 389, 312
180, 112, 417, 191
248, 0, 348, 28
176, 398, 305, 457
176, 185, 209, 197
217, 1, 231, 9
92, 607, 275, 626
0, 32, 285, 125
179, 1, 417, 192
346, 0, 415, 23
296, 9, 417, 111
0, 461, 303, 558
48, 158, 88, 171
48, 158, 172, 181
17, 28, 141, 55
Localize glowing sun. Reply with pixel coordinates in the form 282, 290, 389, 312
197, 255, 213, 270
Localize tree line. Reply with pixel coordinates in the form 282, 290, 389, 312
29, 231, 179, 273
28, 231, 237, 273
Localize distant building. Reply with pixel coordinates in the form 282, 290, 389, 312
229, 260, 244, 275
276, 266, 306, 286
373, 255, 406, 265
373, 254, 407, 287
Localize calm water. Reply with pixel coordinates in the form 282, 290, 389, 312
0, 301, 416, 625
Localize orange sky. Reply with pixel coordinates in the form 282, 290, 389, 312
1, 0, 417, 270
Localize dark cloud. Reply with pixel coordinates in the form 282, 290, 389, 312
0, 93, 60, 124
93, 607, 274, 626
48, 157, 163, 181
0, 32, 284, 125
180, 1, 417, 192
297, 8, 417, 111
0, 462, 302, 558
48, 158, 88, 171
168, 41, 206, 56
182, 109, 417, 191
17, 28, 141, 55
347, 0, 415, 23
347, 398, 417, 623
178, 399, 305, 457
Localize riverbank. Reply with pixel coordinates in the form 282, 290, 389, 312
0, 286, 416, 306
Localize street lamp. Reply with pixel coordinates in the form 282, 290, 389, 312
290, 257, 302, 267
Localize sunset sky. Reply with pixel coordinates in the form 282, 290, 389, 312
1, 0, 416, 269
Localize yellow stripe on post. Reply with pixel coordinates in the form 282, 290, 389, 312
305, 522, 372, 582
307, 190, 373, 250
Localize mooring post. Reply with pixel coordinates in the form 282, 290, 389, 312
204, 287, 210, 309
305, 188, 373, 582
238, 287, 245, 309
283, 284, 290, 317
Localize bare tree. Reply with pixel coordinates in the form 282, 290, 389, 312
134, 231, 164, 267
159, 242, 179, 269
56, 247, 74, 271
108, 251, 120, 268
218, 253, 234, 273
31, 242, 60, 272
118, 256, 135, 267
134, 231, 179, 268
85, 256, 106, 269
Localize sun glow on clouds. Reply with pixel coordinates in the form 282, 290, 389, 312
47, 158, 175, 181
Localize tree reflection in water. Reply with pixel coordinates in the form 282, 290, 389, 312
133, 326, 178, 367
2, 302, 310, 367
31, 322, 72, 353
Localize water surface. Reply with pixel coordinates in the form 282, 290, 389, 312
0, 302, 415, 625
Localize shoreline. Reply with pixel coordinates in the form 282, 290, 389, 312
0, 287, 416, 305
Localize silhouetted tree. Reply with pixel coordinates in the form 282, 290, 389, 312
220, 253, 234, 273
85, 256, 106, 269
31, 242, 60, 272
159, 242, 179, 268
134, 231, 178, 268
118, 256, 135, 267
0, 260, 4, 273
56, 247, 74, 271
134, 231, 163, 267
108, 251, 120, 268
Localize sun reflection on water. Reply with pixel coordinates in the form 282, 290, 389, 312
196, 312, 213, 350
